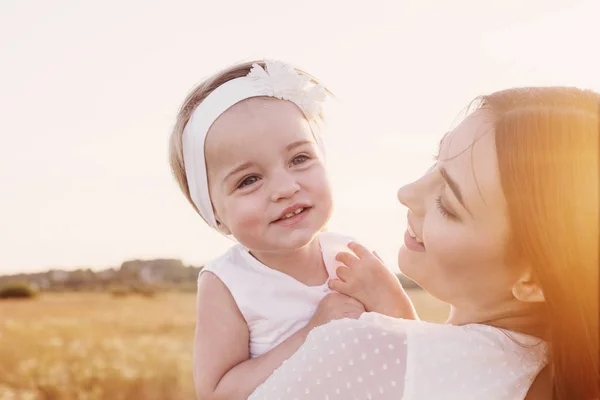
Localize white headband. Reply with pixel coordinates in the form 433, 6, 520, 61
182, 60, 328, 227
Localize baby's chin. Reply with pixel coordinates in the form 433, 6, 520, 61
243, 229, 321, 254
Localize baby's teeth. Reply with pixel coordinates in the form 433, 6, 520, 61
282, 208, 304, 219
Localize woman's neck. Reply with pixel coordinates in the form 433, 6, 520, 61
250, 238, 329, 286
447, 300, 548, 339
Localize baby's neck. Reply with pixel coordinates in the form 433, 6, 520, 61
250, 238, 329, 286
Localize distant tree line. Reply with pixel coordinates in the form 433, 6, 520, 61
0, 259, 202, 292
0, 258, 420, 292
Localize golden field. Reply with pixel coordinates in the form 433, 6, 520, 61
0, 290, 449, 400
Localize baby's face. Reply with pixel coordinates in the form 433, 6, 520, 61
204, 97, 333, 253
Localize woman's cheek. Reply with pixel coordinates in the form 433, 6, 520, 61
424, 216, 471, 272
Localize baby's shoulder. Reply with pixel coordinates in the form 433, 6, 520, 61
199, 244, 250, 278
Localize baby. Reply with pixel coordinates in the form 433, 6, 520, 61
169, 60, 410, 399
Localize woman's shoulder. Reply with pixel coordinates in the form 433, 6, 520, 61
311, 313, 547, 399
358, 313, 547, 399
355, 312, 546, 365
356, 312, 544, 347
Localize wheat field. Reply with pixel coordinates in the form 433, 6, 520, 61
0, 290, 449, 400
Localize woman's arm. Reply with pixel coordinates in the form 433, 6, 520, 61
194, 272, 366, 400
249, 316, 408, 399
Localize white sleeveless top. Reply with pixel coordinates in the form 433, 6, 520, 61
250, 313, 548, 400
200, 232, 355, 358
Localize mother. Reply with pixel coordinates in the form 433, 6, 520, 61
250, 87, 599, 399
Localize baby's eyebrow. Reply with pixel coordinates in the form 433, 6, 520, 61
223, 162, 253, 182
286, 139, 313, 151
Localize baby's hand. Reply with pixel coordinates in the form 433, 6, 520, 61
306, 293, 365, 331
329, 242, 418, 320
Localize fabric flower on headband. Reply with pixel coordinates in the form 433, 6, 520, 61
247, 60, 328, 120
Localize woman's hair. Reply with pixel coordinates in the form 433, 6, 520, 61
168, 60, 329, 223
476, 87, 599, 399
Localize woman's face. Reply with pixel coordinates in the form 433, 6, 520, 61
397, 109, 522, 310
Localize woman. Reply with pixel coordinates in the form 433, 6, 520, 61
249, 87, 599, 399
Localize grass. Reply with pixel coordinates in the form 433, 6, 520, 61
0, 289, 448, 399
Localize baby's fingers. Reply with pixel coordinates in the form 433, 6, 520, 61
335, 266, 353, 283
335, 251, 360, 268
372, 250, 384, 262
348, 242, 375, 260
328, 278, 352, 296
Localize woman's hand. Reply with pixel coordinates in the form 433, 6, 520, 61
329, 242, 418, 320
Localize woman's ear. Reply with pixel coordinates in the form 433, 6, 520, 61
512, 268, 545, 303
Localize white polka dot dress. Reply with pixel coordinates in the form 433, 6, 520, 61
250, 313, 547, 400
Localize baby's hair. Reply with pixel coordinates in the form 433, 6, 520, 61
169, 60, 331, 223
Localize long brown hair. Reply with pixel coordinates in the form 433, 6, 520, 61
477, 87, 599, 399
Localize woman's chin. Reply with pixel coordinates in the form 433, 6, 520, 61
397, 246, 424, 281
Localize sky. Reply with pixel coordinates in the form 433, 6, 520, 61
1, 0, 599, 274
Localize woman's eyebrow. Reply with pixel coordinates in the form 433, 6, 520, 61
439, 166, 473, 216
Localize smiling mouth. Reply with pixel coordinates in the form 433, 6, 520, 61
273, 206, 312, 223
407, 223, 424, 244
281, 207, 305, 219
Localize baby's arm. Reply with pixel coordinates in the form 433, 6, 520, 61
194, 272, 308, 400
194, 272, 365, 400
329, 242, 419, 320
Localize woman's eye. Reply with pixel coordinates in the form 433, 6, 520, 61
291, 155, 309, 165
237, 176, 259, 189
435, 196, 458, 221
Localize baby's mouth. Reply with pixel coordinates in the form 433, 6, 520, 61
273, 206, 312, 223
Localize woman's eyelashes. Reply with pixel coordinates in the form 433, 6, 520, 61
435, 196, 458, 221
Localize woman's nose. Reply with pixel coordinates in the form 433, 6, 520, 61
397, 173, 431, 216
398, 163, 438, 214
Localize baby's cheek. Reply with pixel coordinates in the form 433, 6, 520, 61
222, 199, 262, 239
233, 207, 263, 232
308, 166, 332, 196
316, 183, 334, 221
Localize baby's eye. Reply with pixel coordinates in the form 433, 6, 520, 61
237, 176, 259, 189
291, 154, 309, 166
